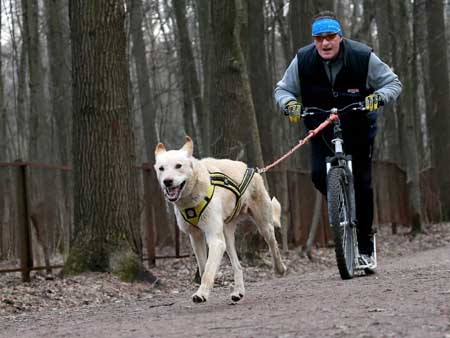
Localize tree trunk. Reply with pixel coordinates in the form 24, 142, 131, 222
173, 0, 205, 156
303, 190, 323, 258
44, 0, 72, 166
247, 0, 274, 165
43, 0, 73, 251
391, 0, 422, 233
22, 0, 49, 163
209, 0, 264, 169
66, 0, 144, 278
0, 2, 5, 161
351, 0, 374, 44
0, 2, 4, 257
14, 0, 28, 159
336, 0, 350, 34
128, 0, 172, 252
290, 0, 335, 52
425, 0, 450, 220
373, 0, 401, 163
413, 0, 430, 169
194, 0, 211, 154
271, 0, 291, 68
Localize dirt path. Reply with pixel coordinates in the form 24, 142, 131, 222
1, 244, 449, 338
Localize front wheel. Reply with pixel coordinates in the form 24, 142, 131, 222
327, 167, 356, 280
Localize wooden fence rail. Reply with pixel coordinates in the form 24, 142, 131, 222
0, 160, 441, 280
0, 161, 187, 280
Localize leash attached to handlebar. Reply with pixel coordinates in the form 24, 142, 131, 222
256, 101, 377, 174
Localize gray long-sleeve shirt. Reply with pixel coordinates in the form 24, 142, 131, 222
274, 52, 402, 109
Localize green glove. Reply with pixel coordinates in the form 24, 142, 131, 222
364, 93, 382, 111
284, 100, 302, 123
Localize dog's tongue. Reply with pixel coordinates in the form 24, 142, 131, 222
166, 186, 181, 200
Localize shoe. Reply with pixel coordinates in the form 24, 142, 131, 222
359, 254, 376, 274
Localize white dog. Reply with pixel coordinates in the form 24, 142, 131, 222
154, 136, 286, 303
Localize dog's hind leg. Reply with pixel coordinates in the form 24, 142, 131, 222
224, 221, 245, 302
253, 209, 286, 275
249, 186, 286, 276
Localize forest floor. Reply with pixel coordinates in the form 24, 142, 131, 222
0, 223, 449, 338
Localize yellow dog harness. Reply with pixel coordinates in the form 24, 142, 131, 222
180, 168, 255, 226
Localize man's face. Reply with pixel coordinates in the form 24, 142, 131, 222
314, 33, 343, 60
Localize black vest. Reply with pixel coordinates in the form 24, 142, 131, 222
297, 38, 375, 140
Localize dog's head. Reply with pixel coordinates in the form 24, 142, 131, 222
154, 136, 194, 202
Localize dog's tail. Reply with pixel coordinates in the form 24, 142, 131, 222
271, 197, 281, 228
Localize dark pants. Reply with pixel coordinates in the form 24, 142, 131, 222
310, 133, 375, 255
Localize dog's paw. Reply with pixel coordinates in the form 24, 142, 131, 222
192, 291, 208, 303
275, 263, 287, 276
230, 292, 244, 302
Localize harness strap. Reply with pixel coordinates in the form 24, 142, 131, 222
180, 168, 256, 226
180, 185, 215, 226
213, 168, 255, 223
209, 172, 241, 200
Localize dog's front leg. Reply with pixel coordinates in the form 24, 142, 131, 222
189, 228, 207, 278
192, 227, 226, 303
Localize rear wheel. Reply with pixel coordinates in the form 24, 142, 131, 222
327, 167, 356, 280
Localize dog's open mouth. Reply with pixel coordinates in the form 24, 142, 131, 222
165, 181, 186, 202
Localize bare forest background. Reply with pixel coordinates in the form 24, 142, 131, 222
0, 0, 449, 274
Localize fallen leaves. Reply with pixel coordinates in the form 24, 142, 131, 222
0, 222, 449, 317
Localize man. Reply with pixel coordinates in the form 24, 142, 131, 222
274, 11, 402, 271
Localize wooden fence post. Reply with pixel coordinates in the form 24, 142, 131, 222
15, 161, 33, 282
142, 164, 156, 268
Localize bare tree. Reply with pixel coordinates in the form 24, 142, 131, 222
0, 1, 5, 257
21, 0, 49, 163
290, 0, 334, 52
43, 0, 73, 249
351, 0, 375, 44
14, 1, 29, 159
247, 0, 274, 165
426, 0, 450, 220
413, 0, 430, 168
172, 0, 205, 156
373, 0, 401, 162
194, 0, 211, 153
66, 0, 145, 278
128, 0, 172, 255
44, 0, 72, 166
391, 0, 422, 233
270, 0, 291, 68
0, 2, 6, 161
209, 0, 264, 168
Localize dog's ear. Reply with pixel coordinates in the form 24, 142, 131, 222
155, 143, 166, 157
181, 135, 193, 157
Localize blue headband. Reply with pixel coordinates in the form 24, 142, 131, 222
312, 18, 342, 36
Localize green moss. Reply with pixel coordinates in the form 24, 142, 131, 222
111, 251, 140, 282
64, 242, 157, 283
111, 251, 156, 283
63, 244, 110, 275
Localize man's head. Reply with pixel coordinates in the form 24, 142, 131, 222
312, 11, 343, 60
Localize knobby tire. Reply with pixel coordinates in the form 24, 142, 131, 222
327, 167, 356, 280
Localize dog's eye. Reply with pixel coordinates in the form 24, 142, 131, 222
175, 164, 182, 169
158, 166, 164, 171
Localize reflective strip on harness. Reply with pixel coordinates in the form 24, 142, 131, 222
180, 168, 256, 226
210, 168, 255, 223
180, 184, 215, 226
